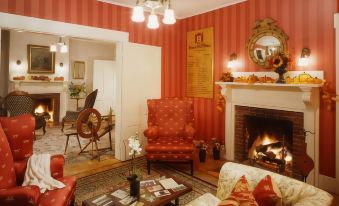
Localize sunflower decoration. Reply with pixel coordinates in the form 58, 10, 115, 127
268, 52, 291, 83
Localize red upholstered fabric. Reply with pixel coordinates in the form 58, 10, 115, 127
0, 115, 76, 206
39, 176, 76, 206
0, 185, 40, 206
219, 175, 259, 206
0, 124, 17, 189
144, 98, 195, 162
253, 175, 282, 206
0, 114, 35, 161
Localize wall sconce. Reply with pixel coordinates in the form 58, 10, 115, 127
227, 53, 238, 69
297, 48, 311, 67
59, 63, 64, 67
16, 60, 21, 65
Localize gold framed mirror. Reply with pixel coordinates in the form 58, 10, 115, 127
73, 61, 85, 79
247, 18, 288, 68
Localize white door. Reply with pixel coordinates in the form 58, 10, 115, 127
93, 60, 116, 115
114, 42, 161, 161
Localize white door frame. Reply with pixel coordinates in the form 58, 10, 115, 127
0, 12, 129, 160
334, 13, 339, 194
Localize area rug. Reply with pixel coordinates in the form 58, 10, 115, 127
33, 126, 115, 164
75, 158, 217, 205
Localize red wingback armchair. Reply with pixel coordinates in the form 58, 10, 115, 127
0, 114, 76, 206
144, 98, 196, 175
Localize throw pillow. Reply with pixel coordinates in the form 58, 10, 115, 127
219, 175, 259, 206
253, 175, 282, 206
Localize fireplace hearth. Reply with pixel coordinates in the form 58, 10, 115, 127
245, 115, 293, 175
30, 93, 60, 123
235, 106, 305, 180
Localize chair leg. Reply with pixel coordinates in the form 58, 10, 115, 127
61, 120, 65, 132
147, 160, 151, 175
108, 131, 112, 150
64, 135, 70, 154
76, 134, 82, 151
42, 121, 46, 135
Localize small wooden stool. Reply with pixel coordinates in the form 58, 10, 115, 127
64, 132, 82, 154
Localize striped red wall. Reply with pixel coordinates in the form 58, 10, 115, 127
179, 0, 337, 177
0, 0, 336, 177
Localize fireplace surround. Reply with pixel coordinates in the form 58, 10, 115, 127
216, 71, 323, 185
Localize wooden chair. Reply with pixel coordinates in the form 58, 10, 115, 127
3, 91, 46, 134
61, 89, 98, 131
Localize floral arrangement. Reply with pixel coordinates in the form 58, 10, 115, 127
211, 138, 225, 151
128, 132, 142, 175
268, 52, 291, 83
197, 140, 208, 151
68, 82, 86, 97
268, 52, 290, 70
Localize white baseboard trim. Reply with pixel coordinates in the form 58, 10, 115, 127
318, 174, 338, 194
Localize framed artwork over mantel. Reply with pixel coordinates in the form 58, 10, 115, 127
28, 44, 55, 74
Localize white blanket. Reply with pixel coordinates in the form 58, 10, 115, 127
22, 154, 65, 193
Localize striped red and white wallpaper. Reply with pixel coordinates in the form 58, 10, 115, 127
0, 0, 336, 177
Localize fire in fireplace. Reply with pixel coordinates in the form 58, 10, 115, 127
30, 93, 60, 123
244, 115, 293, 174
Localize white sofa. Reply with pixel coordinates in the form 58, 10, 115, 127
186, 162, 333, 206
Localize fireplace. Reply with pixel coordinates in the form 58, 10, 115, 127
30, 93, 60, 123
235, 106, 305, 180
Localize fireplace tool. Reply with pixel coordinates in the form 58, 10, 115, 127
295, 130, 315, 182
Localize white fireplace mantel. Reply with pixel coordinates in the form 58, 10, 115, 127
8, 80, 68, 121
216, 81, 321, 186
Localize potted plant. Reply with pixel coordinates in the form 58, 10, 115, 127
198, 140, 208, 162
211, 138, 225, 160
127, 132, 142, 198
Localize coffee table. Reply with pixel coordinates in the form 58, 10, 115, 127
82, 176, 192, 206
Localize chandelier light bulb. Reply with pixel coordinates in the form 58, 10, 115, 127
50, 44, 57, 52
147, 12, 159, 29
60, 44, 68, 53
131, 6, 145, 22
163, 8, 176, 24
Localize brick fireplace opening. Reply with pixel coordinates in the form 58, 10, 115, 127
234, 105, 305, 180
30, 93, 60, 123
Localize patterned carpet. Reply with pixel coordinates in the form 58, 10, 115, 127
75, 158, 217, 206
33, 125, 114, 164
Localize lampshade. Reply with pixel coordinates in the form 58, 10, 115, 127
163, 8, 176, 24
147, 13, 159, 29
60, 44, 68, 53
50, 44, 57, 52
297, 57, 309, 67
131, 6, 145, 22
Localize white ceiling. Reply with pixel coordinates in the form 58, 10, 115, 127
98, 0, 247, 19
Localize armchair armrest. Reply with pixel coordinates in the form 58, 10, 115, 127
144, 126, 158, 142
50, 154, 65, 179
184, 123, 195, 142
0, 185, 40, 206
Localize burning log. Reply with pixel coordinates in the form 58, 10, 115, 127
255, 142, 283, 153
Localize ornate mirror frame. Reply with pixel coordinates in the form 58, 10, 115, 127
247, 18, 289, 68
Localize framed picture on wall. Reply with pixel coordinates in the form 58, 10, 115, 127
28, 44, 55, 73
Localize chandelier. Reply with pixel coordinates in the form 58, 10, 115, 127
131, 0, 176, 29
50, 37, 68, 53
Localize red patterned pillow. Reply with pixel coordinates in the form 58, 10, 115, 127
253, 175, 282, 206
0, 124, 17, 189
219, 175, 259, 206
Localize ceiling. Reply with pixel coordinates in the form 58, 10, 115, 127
98, 0, 247, 19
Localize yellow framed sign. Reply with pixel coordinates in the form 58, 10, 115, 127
186, 27, 214, 98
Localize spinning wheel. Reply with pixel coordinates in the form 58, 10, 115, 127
77, 108, 102, 160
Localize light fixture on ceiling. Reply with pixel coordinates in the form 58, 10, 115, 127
50, 37, 68, 53
297, 47, 311, 67
131, 0, 176, 29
